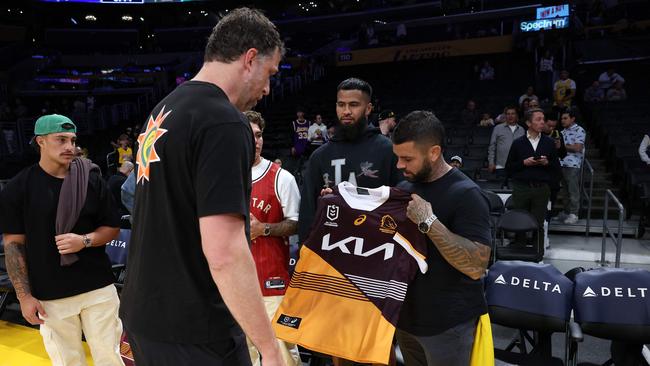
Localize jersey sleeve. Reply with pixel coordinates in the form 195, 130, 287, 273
0, 176, 25, 234
277, 168, 300, 221
194, 122, 253, 218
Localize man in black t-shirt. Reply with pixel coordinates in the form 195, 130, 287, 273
0, 114, 123, 366
119, 8, 285, 366
392, 111, 492, 366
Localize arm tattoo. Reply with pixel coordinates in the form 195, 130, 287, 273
426, 222, 491, 280
5, 241, 31, 299
270, 219, 298, 238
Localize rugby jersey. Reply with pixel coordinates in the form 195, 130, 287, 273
273, 182, 427, 364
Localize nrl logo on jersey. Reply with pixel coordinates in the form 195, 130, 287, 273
493, 274, 562, 294
325, 205, 339, 227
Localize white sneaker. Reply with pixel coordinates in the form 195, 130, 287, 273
564, 214, 579, 224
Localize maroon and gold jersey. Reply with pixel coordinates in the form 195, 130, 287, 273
251, 161, 290, 296
273, 182, 427, 364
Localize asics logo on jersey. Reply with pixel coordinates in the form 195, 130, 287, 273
321, 234, 394, 260
354, 215, 367, 226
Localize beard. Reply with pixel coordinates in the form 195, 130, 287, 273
402, 160, 434, 183
336, 116, 368, 141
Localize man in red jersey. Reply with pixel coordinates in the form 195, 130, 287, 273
245, 111, 301, 366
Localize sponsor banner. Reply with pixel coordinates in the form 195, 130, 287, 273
573, 268, 650, 326
336, 35, 512, 66
485, 260, 574, 320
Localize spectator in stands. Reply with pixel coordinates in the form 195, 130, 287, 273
73, 98, 86, 113
479, 61, 495, 80
244, 111, 301, 366
108, 161, 134, 217
291, 109, 310, 157
115, 134, 132, 167
488, 106, 525, 177
14, 98, 27, 118
450, 155, 463, 169
519, 98, 531, 121
598, 67, 625, 91
554, 70, 577, 108
538, 50, 554, 100
479, 112, 494, 127
518, 86, 539, 106
556, 109, 586, 224
460, 100, 479, 126
605, 81, 627, 102
584, 81, 605, 103
543, 112, 567, 216
640, 132, 650, 165
274, 158, 283, 167
396, 23, 407, 43
0, 114, 123, 366
119, 8, 286, 365
327, 123, 336, 140
307, 113, 328, 153
378, 109, 397, 137
86, 94, 95, 112
506, 108, 562, 245
41, 100, 53, 115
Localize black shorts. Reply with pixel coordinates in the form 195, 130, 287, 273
127, 330, 251, 366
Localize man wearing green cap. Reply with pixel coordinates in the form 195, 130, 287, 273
0, 114, 124, 366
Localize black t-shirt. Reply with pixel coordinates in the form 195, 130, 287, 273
397, 168, 492, 336
119, 81, 255, 344
0, 165, 119, 300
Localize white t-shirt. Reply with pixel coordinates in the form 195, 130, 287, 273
308, 123, 328, 143
252, 158, 300, 221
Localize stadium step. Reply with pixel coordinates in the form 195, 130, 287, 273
548, 218, 639, 237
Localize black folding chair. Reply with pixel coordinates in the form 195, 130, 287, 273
495, 209, 543, 262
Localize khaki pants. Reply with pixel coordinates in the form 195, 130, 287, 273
247, 295, 301, 366
39, 284, 124, 366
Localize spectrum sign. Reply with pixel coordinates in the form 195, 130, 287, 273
521, 4, 570, 32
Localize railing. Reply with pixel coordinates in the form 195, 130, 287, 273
579, 159, 594, 235
599, 190, 625, 268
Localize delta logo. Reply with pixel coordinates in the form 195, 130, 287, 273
581, 286, 648, 298
494, 274, 562, 294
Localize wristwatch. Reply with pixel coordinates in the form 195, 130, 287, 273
418, 214, 438, 234
263, 224, 271, 237
82, 234, 92, 248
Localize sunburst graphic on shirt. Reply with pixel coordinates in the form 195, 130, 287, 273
136, 106, 171, 184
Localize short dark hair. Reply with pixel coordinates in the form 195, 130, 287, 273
337, 78, 373, 100
244, 110, 265, 131
392, 110, 446, 149
504, 105, 518, 113
204, 8, 284, 63
544, 109, 559, 121
525, 108, 544, 122
561, 108, 577, 119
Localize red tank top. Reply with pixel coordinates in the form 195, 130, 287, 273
251, 161, 290, 296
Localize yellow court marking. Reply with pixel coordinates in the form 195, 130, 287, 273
0, 320, 94, 366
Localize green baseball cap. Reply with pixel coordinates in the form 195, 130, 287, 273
34, 114, 77, 135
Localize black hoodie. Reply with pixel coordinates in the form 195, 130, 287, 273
298, 127, 403, 241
